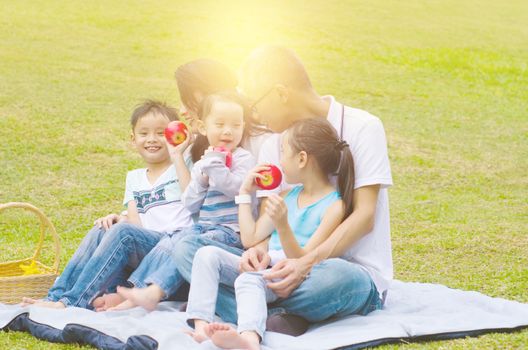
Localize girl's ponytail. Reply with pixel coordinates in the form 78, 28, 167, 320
287, 118, 355, 218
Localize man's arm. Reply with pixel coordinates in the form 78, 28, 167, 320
308, 184, 379, 263
264, 185, 380, 298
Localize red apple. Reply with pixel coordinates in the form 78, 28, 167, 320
255, 165, 282, 190
164, 121, 188, 146
213, 146, 233, 168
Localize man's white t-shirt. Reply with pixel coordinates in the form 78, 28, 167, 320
242, 131, 273, 159
257, 96, 393, 295
123, 164, 194, 234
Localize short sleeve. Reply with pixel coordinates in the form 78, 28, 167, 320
123, 171, 135, 207
350, 118, 393, 189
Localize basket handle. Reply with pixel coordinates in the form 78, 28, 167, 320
0, 202, 61, 273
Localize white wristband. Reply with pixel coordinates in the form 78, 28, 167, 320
235, 194, 252, 204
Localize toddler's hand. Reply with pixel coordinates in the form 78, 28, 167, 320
94, 214, 120, 230
239, 164, 272, 195
201, 146, 215, 159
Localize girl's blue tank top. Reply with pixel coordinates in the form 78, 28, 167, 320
268, 185, 341, 251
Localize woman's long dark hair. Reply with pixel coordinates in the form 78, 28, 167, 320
287, 118, 355, 217
175, 59, 269, 162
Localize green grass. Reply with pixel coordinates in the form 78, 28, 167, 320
1, 0, 527, 348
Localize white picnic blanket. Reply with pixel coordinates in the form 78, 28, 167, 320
1, 280, 527, 349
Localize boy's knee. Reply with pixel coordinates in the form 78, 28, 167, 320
106, 222, 134, 236
83, 225, 106, 245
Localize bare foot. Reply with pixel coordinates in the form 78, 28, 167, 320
21, 297, 42, 306
93, 293, 126, 312
184, 329, 209, 343
115, 285, 164, 312
184, 319, 213, 343
31, 301, 66, 309
208, 323, 260, 350
107, 299, 136, 311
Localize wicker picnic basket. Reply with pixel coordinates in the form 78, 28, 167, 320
0, 202, 60, 304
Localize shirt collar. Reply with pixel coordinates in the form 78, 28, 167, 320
322, 95, 341, 123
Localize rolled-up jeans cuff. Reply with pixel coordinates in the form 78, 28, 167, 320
144, 277, 172, 299
127, 277, 147, 289
58, 297, 72, 307
186, 312, 215, 328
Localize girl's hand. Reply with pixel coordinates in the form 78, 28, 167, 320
264, 258, 311, 298
239, 247, 271, 273
239, 164, 271, 195
94, 214, 120, 230
264, 194, 288, 229
167, 130, 193, 162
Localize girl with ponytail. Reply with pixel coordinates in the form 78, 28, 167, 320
183, 117, 354, 350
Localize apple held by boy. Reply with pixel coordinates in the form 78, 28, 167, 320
213, 146, 233, 168
255, 165, 282, 190
164, 121, 188, 146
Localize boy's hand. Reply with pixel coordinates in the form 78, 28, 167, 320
239, 247, 271, 273
167, 130, 193, 162
239, 164, 272, 195
264, 194, 288, 229
94, 214, 121, 230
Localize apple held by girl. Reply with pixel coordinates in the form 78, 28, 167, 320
255, 165, 282, 190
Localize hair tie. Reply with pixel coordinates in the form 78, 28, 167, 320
334, 140, 349, 151
333, 140, 349, 175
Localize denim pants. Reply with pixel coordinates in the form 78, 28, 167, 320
128, 223, 242, 299
186, 246, 279, 338
174, 235, 382, 325
47, 226, 123, 301
49, 223, 166, 309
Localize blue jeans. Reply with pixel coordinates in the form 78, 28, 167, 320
128, 223, 243, 298
52, 223, 166, 309
173, 235, 382, 324
47, 226, 130, 301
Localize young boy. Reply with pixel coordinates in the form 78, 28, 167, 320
22, 100, 194, 309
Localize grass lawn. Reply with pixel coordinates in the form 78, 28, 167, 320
0, 0, 527, 348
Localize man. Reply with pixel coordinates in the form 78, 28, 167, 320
174, 45, 393, 335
